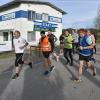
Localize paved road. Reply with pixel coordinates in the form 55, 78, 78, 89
0, 46, 100, 100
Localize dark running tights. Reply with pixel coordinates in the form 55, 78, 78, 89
64, 48, 73, 64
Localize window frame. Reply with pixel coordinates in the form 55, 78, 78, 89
42, 13, 49, 22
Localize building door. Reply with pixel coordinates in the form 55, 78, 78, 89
10, 31, 14, 48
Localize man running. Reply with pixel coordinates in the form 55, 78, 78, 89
47, 29, 59, 61
59, 33, 64, 55
12, 30, 32, 79
74, 29, 96, 83
39, 31, 54, 76
72, 30, 79, 54
63, 29, 74, 66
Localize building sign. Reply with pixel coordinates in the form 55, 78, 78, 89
34, 21, 57, 31
0, 10, 62, 23
0, 10, 27, 21
34, 21, 57, 28
49, 16, 62, 23
2, 12, 15, 21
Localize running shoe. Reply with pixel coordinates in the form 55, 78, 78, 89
12, 73, 19, 79
74, 79, 82, 83
49, 66, 55, 72
43, 70, 49, 76
70, 62, 73, 66
65, 61, 69, 65
28, 62, 32, 69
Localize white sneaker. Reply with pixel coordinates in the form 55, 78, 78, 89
56, 56, 59, 62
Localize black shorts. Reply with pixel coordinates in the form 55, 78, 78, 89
15, 53, 24, 66
42, 52, 51, 58
79, 54, 91, 62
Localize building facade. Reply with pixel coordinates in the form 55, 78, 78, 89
0, 0, 66, 52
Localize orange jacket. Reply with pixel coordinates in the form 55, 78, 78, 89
39, 36, 51, 52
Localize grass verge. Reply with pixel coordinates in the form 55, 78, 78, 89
0, 51, 15, 59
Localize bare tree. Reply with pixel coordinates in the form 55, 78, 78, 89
95, 5, 100, 30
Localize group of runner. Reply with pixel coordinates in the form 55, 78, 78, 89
12, 29, 57, 79
59, 28, 96, 82
12, 28, 97, 83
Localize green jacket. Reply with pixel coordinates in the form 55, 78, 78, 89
64, 34, 73, 49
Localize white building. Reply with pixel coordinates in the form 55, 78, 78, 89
0, 0, 66, 52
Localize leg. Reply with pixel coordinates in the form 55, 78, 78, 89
12, 53, 23, 79
94, 45, 96, 54
47, 58, 52, 66
72, 43, 75, 54
79, 60, 84, 77
87, 61, 96, 76
68, 49, 73, 66
42, 52, 51, 75
74, 54, 84, 82
60, 44, 64, 54
64, 48, 70, 64
44, 58, 49, 70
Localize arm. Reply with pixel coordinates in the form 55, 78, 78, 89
79, 44, 94, 50
19, 39, 28, 49
79, 37, 94, 50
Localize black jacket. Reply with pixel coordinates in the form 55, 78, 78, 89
47, 34, 57, 47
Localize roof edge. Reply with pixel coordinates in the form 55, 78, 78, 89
0, 0, 67, 15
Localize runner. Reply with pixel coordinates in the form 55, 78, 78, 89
72, 30, 79, 54
87, 30, 96, 62
39, 31, 54, 76
12, 30, 32, 79
63, 29, 73, 66
59, 32, 64, 55
74, 29, 96, 83
47, 29, 59, 61
84, 30, 96, 71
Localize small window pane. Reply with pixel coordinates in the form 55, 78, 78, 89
27, 31, 36, 42
42, 13, 48, 22
32, 11, 35, 20
35, 13, 42, 20
28, 10, 35, 21
3, 32, 8, 41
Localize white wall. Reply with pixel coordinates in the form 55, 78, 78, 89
20, 3, 63, 44
20, 3, 62, 17
0, 3, 63, 52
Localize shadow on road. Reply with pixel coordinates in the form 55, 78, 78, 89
21, 64, 66, 100
60, 56, 100, 88
0, 65, 13, 97
59, 57, 77, 80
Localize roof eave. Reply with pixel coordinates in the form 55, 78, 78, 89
0, 0, 67, 15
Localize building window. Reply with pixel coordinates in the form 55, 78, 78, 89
3, 32, 8, 41
28, 10, 35, 21
35, 13, 42, 20
42, 13, 48, 22
27, 31, 36, 42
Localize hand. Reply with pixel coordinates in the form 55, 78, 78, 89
79, 46, 83, 50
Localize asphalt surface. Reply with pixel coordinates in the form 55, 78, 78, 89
0, 46, 100, 100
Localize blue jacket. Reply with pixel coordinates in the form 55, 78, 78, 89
79, 35, 92, 56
